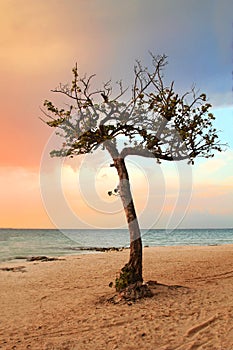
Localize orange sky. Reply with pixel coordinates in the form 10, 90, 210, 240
0, 1, 232, 229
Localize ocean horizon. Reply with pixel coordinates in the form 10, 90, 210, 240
0, 228, 233, 262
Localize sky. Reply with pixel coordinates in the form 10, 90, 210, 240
0, 0, 232, 229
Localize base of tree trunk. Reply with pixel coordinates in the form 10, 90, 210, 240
107, 280, 188, 304
120, 281, 153, 300
109, 281, 153, 304
115, 262, 143, 292
110, 262, 152, 302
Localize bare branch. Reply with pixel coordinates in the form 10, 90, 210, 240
42, 54, 224, 164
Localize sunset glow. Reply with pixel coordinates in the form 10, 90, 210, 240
0, 1, 232, 229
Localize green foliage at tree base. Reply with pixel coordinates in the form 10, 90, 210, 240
115, 269, 133, 292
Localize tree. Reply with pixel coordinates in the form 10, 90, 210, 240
42, 54, 223, 298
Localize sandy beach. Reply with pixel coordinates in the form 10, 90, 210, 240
0, 245, 233, 350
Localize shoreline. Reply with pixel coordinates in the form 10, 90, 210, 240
1, 228, 233, 264
0, 243, 233, 264
0, 245, 233, 349
1, 242, 233, 264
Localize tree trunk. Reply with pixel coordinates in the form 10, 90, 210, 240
113, 157, 143, 290
105, 141, 143, 291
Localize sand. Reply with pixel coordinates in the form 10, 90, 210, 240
0, 245, 233, 350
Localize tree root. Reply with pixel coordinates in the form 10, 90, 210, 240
109, 281, 153, 304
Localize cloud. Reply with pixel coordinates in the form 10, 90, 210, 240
212, 0, 233, 63
209, 92, 233, 108
194, 150, 233, 185
0, 167, 51, 228
0, 1, 106, 74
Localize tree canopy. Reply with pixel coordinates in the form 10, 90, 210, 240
43, 54, 223, 165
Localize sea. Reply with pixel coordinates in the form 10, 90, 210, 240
0, 228, 233, 262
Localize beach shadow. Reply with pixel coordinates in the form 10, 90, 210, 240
146, 280, 189, 296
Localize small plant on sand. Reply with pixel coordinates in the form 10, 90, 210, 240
115, 267, 133, 292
